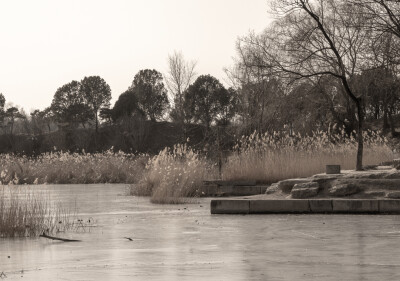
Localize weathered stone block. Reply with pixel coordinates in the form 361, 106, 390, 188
332, 199, 379, 213
277, 179, 310, 193
329, 183, 359, 196
384, 172, 400, 179
210, 200, 249, 214
249, 200, 310, 213
364, 191, 386, 197
311, 176, 338, 189
387, 191, 400, 199
291, 182, 319, 199
266, 183, 279, 194
309, 200, 333, 213
326, 165, 341, 174
358, 179, 400, 190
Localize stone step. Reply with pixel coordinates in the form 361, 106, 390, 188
211, 199, 400, 214
203, 180, 257, 186
205, 185, 268, 196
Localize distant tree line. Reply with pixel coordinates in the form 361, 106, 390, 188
0, 0, 399, 169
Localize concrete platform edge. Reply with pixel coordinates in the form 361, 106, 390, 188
210, 199, 400, 214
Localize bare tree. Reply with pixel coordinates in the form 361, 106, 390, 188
226, 58, 284, 133
350, 1, 400, 71
240, 0, 371, 169
225, 43, 288, 134
165, 51, 197, 125
351, 0, 400, 38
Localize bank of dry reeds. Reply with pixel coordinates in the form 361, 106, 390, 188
0, 187, 72, 237
222, 130, 393, 183
0, 149, 147, 185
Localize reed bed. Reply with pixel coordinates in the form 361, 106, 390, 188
0, 149, 147, 185
0, 186, 73, 237
222, 130, 393, 183
131, 144, 217, 204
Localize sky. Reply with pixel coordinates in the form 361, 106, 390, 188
0, 0, 272, 112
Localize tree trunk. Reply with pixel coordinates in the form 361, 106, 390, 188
178, 100, 185, 142
259, 93, 265, 133
388, 107, 396, 137
355, 99, 364, 171
95, 111, 98, 133
374, 105, 380, 120
383, 106, 390, 133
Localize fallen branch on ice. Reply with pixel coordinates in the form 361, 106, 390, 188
39, 232, 81, 242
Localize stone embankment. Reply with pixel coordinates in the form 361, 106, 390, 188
203, 180, 268, 196
266, 166, 400, 199
211, 199, 400, 214
211, 164, 400, 214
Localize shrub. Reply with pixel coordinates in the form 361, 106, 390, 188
131, 144, 217, 204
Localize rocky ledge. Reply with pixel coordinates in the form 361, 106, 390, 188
266, 166, 400, 199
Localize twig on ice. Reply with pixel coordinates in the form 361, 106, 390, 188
39, 232, 81, 242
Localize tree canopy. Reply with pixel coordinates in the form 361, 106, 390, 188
184, 75, 233, 129
80, 76, 112, 132
129, 69, 169, 121
112, 89, 143, 121
51, 80, 92, 128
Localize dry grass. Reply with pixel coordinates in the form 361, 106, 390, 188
0, 186, 73, 237
0, 149, 148, 185
131, 144, 217, 204
222, 130, 394, 183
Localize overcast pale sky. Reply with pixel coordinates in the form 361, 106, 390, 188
0, 0, 272, 112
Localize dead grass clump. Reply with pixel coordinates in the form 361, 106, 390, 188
0, 149, 148, 185
131, 144, 217, 204
0, 186, 73, 237
222, 130, 393, 183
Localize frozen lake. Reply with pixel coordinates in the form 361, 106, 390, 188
1, 184, 400, 280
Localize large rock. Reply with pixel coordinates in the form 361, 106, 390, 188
291, 182, 319, 199
277, 179, 310, 193
387, 191, 400, 199
357, 179, 400, 190
266, 183, 279, 194
329, 183, 359, 196
311, 175, 339, 189
383, 172, 400, 179
364, 191, 386, 198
